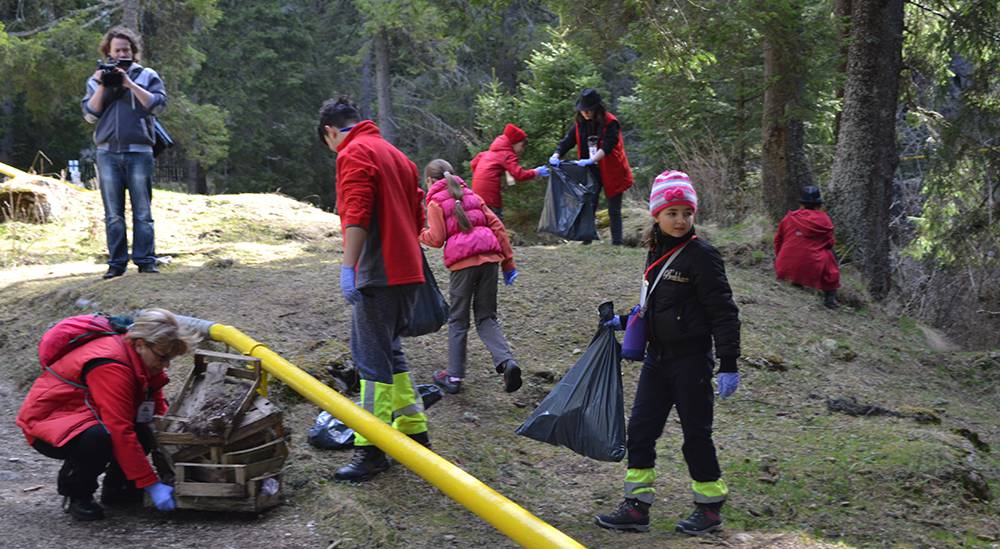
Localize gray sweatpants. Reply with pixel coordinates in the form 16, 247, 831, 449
447, 262, 514, 378
351, 284, 418, 384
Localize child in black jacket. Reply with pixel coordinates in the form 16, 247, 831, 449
596, 170, 741, 535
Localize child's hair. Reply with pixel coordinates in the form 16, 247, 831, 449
641, 222, 658, 250
316, 97, 361, 142
425, 159, 472, 233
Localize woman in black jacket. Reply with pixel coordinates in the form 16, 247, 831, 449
596, 170, 741, 535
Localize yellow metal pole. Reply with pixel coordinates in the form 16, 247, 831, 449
206, 323, 585, 549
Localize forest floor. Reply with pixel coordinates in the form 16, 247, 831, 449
0, 188, 997, 548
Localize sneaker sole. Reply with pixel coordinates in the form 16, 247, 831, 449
675, 523, 721, 536
504, 364, 522, 393
594, 516, 649, 532
433, 379, 461, 395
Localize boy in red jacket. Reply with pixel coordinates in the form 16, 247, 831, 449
470, 123, 549, 221
774, 186, 841, 309
318, 97, 431, 481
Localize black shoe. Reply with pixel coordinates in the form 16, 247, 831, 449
334, 446, 390, 482
100, 471, 142, 505
823, 291, 839, 309
432, 370, 461, 395
497, 360, 522, 393
102, 266, 126, 279
676, 504, 722, 535
407, 431, 432, 449
595, 499, 650, 532
137, 263, 159, 274
63, 496, 105, 521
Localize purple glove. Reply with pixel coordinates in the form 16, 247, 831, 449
534, 165, 550, 178
503, 269, 518, 286
548, 153, 560, 166
717, 372, 740, 398
603, 304, 639, 331
575, 158, 596, 167
340, 265, 361, 305
144, 482, 175, 511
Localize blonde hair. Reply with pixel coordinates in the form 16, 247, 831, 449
424, 159, 472, 233
125, 308, 200, 358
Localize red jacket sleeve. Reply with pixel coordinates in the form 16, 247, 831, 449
773, 220, 785, 258
484, 206, 516, 271
420, 201, 447, 248
501, 150, 537, 181
87, 364, 159, 488
336, 147, 378, 229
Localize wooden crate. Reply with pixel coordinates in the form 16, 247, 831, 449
160, 395, 285, 464
155, 350, 262, 446
174, 473, 282, 512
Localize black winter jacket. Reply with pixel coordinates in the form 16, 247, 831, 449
641, 227, 741, 372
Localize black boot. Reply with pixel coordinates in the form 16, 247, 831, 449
594, 498, 650, 532
334, 446, 390, 482
675, 503, 722, 535
407, 431, 432, 449
497, 360, 522, 393
100, 465, 142, 505
63, 496, 105, 521
823, 290, 839, 309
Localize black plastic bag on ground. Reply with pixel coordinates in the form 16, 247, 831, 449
537, 162, 599, 241
515, 302, 625, 462
307, 384, 444, 450
401, 249, 449, 337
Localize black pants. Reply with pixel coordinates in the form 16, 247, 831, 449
584, 191, 623, 245
33, 424, 154, 499
626, 351, 721, 483
488, 206, 503, 222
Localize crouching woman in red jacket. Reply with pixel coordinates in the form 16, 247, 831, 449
16, 308, 199, 521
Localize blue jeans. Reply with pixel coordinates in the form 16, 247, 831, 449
96, 150, 155, 268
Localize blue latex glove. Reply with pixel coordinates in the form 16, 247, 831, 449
548, 153, 560, 166
144, 482, 175, 511
503, 269, 518, 286
603, 305, 639, 331
534, 165, 550, 178
575, 158, 596, 167
717, 372, 740, 399
340, 265, 361, 305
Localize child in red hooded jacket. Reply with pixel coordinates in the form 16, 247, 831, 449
470, 123, 549, 221
774, 186, 841, 309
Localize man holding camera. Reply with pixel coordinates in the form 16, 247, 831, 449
82, 26, 167, 279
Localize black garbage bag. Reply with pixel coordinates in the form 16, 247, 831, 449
515, 302, 625, 462
537, 162, 599, 241
307, 384, 445, 450
401, 249, 449, 337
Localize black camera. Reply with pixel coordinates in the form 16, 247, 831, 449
97, 58, 133, 88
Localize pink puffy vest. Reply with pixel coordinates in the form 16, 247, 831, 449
427, 177, 502, 267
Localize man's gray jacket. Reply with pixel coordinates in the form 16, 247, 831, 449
81, 63, 166, 154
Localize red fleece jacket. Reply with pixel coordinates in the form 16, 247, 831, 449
774, 208, 841, 291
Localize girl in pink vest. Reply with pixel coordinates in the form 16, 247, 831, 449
419, 159, 522, 395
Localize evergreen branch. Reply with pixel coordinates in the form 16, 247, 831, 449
8, 0, 118, 38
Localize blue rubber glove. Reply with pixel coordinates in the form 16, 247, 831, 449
548, 153, 560, 166
340, 265, 361, 305
603, 305, 639, 331
575, 158, 596, 167
534, 165, 550, 178
503, 269, 518, 286
144, 482, 175, 511
717, 372, 740, 398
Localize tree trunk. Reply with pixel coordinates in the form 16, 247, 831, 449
373, 27, 396, 144
829, 0, 904, 300
122, 0, 141, 31
186, 157, 207, 194
760, 6, 814, 223
0, 100, 14, 164
832, 0, 852, 143
359, 47, 376, 121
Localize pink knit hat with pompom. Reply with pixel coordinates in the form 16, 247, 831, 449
649, 170, 698, 217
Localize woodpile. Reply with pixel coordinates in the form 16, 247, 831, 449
154, 350, 287, 512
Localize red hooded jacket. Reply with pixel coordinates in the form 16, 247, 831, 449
470, 134, 538, 209
774, 209, 840, 291
17, 335, 168, 488
336, 120, 425, 287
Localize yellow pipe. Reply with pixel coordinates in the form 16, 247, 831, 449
207, 322, 585, 549
1, 160, 88, 192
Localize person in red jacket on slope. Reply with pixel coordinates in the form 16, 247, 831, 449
470, 123, 549, 222
16, 309, 200, 521
774, 186, 841, 309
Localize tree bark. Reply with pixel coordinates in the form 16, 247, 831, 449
359, 47, 376, 121
0, 100, 14, 165
373, 27, 396, 144
760, 6, 814, 223
829, 0, 904, 300
832, 0, 852, 143
186, 157, 208, 194
122, 0, 141, 31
